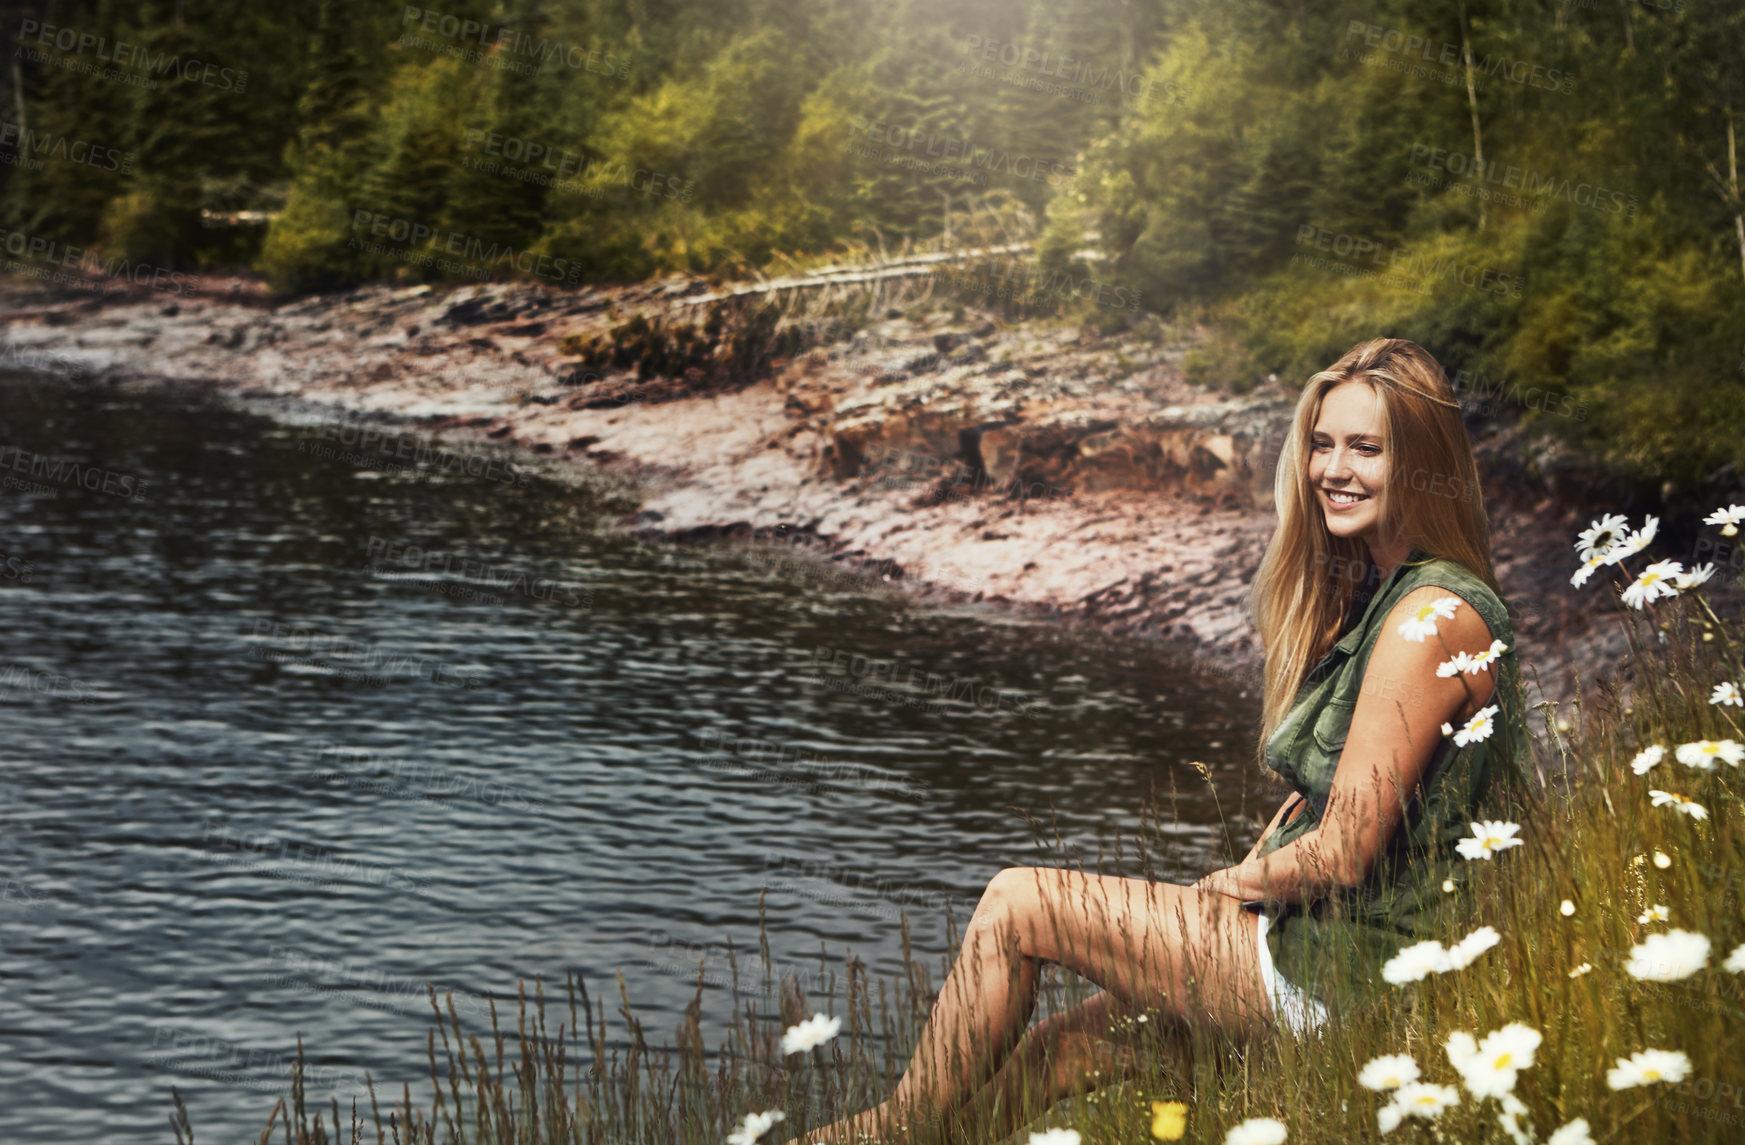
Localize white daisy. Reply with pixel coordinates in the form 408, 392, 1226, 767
1454, 820, 1523, 861
1674, 739, 1744, 769
1630, 745, 1665, 775
1382, 939, 1453, 984
1648, 789, 1709, 820
1703, 505, 1745, 536
1674, 563, 1716, 592
780, 1012, 842, 1055
1621, 560, 1683, 609
1653, 850, 1672, 868
1389, 1081, 1460, 1121
1574, 513, 1630, 562
1568, 962, 1593, 978
1723, 942, 1745, 973
1637, 904, 1670, 924
1609, 514, 1659, 562
727, 1110, 786, 1145
1465, 639, 1508, 671
1570, 555, 1605, 588
1560, 899, 1576, 916
1026, 1131, 1082, 1145
1497, 1093, 1531, 1145
1547, 1118, 1596, 1145
1606, 1048, 1692, 1089
1454, 1023, 1542, 1100
1436, 652, 1473, 677
1446, 925, 1502, 970
1377, 1103, 1403, 1135
1712, 681, 1743, 707
1358, 1054, 1420, 1091
1443, 705, 1500, 748
1223, 1117, 1287, 1145
1397, 596, 1462, 642
1624, 929, 1710, 981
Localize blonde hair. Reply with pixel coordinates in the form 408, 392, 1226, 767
1248, 337, 1499, 757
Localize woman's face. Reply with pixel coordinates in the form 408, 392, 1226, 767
1306, 381, 1387, 545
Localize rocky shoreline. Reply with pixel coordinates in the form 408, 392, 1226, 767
1, 267, 1628, 717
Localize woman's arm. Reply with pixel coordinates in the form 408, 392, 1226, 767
1198, 586, 1500, 903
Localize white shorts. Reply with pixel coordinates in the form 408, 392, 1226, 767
1252, 909, 1329, 1036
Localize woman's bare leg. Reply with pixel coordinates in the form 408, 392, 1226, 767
788, 869, 1272, 1144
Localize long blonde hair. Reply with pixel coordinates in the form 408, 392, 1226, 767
1248, 337, 1499, 757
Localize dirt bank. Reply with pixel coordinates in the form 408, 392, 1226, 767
0, 267, 1627, 717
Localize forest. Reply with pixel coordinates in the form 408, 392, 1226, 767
3, 0, 1743, 490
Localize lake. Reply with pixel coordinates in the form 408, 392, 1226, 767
0, 371, 1262, 1143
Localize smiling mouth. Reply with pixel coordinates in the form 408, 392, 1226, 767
1323, 488, 1369, 505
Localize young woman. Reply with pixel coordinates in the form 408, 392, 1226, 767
791, 337, 1528, 1144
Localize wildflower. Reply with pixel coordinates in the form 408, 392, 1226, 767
1648, 790, 1709, 820
1568, 962, 1593, 978
1711, 681, 1742, 707
1722, 943, 1745, 973
1673, 563, 1716, 592
1150, 1101, 1188, 1141
1703, 504, 1745, 536
1653, 850, 1672, 868
1621, 560, 1683, 609
1442, 879, 1456, 893
1624, 929, 1710, 981
1382, 939, 1452, 984
1630, 745, 1665, 774
1388, 1081, 1460, 1122
780, 1013, 842, 1055
1027, 1131, 1081, 1145
1358, 1054, 1420, 1091
1436, 652, 1473, 677
1497, 1093, 1532, 1145
1548, 1118, 1596, 1145
1445, 1031, 1479, 1073
1637, 905, 1670, 924
1674, 739, 1744, 769
1453, 1023, 1542, 1100
1454, 820, 1523, 861
1574, 513, 1630, 562
1570, 555, 1605, 588
727, 1110, 786, 1145
1398, 596, 1461, 642
1467, 639, 1507, 671
1560, 899, 1576, 916
1441, 705, 1499, 748
1377, 1104, 1403, 1135
1606, 1048, 1692, 1089
1611, 514, 1659, 561
1223, 1118, 1287, 1145
1446, 925, 1502, 969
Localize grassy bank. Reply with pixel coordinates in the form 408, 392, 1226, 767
200, 512, 1745, 1145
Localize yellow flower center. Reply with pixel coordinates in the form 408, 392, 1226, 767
1493, 1053, 1513, 1069
1644, 1069, 1661, 1081
1702, 743, 1720, 754
1416, 604, 1436, 621
1643, 572, 1662, 585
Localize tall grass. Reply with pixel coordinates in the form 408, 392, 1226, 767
202, 526, 1744, 1145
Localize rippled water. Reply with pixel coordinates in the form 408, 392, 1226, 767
0, 372, 1262, 1143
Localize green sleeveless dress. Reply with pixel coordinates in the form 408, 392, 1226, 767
1253, 547, 1530, 1008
